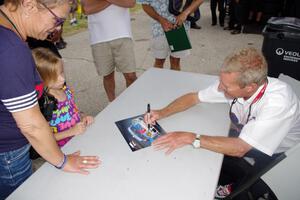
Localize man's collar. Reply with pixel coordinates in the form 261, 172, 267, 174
236, 79, 268, 105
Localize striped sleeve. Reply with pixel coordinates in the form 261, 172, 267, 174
1, 90, 38, 113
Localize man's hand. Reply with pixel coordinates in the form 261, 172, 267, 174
175, 12, 188, 27
144, 109, 161, 125
159, 17, 175, 32
63, 151, 101, 175
174, 0, 203, 26
152, 131, 196, 154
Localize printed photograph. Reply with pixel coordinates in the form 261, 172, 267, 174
115, 114, 166, 151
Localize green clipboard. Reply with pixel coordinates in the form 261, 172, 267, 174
164, 25, 192, 52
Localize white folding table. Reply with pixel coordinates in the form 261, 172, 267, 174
8, 68, 230, 200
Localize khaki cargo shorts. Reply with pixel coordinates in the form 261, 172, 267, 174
150, 35, 190, 59
91, 38, 136, 76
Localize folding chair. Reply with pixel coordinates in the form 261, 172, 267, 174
223, 153, 286, 200
262, 142, 300, 199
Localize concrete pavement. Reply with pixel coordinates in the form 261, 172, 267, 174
59, 1, 264, 116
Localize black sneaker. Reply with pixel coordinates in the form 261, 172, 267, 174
224, 26, 234, 30
231, 29, 241, 34
191, 23, 202, 29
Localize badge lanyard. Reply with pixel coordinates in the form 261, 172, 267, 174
231, 81, 268, 124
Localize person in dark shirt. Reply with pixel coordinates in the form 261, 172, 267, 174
0, 0, 100, 198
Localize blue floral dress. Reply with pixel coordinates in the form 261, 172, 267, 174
137, 0, 190, 38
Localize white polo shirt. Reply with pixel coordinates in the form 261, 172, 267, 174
198, 77, 300, 156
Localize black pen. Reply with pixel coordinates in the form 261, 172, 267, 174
147, 103, 151, 130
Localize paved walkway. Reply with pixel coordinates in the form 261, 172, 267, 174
60, 1, 264, 116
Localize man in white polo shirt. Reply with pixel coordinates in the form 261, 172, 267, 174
144, 48, 300, 198
84, 0, 137, 102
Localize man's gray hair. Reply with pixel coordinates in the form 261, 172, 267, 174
221, 48, 268, 87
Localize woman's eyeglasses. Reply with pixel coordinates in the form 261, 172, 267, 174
41, 3, 65, 27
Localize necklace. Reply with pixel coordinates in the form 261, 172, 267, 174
0, 8, 24, 39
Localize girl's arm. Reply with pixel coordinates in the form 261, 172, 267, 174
53, 111, 95, 141
53, 122, 87, 141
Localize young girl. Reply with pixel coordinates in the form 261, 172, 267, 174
32, 47, 94, 147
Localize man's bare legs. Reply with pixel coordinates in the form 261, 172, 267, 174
123, 72, 137, 87
103, 71, 115, 102
104, 71, 137, 102
154, 57, 180, 70
170, 56, 180, 71
154, 58, 166, 68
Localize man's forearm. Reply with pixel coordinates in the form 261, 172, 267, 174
81, 0, 111, 15
200, 135, 252, 157
160, 92, 200, 119
182, 0, 203, 16
106, 0, 135, 8
142, 4, 164, 23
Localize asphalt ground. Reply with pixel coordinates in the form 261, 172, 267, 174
59, 1, 263, 116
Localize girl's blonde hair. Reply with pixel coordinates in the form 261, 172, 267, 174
32, 47, 61, 87
221, 48, 268, 88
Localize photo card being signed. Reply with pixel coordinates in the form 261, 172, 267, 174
115, 114, 166, 151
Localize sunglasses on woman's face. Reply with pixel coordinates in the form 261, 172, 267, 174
41, 3, 65, 27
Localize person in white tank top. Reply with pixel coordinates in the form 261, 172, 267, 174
85, 0, 137, 102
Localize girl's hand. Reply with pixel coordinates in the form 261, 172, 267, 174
82, 115, 94, 126
72, 122, 87, 136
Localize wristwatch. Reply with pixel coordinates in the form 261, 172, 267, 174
192, 134, 201, 148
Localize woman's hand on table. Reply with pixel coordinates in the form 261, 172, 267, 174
63, 151, 101, 175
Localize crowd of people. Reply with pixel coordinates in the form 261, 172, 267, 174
1, 0, 300, 199
220, 0, 300, 34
